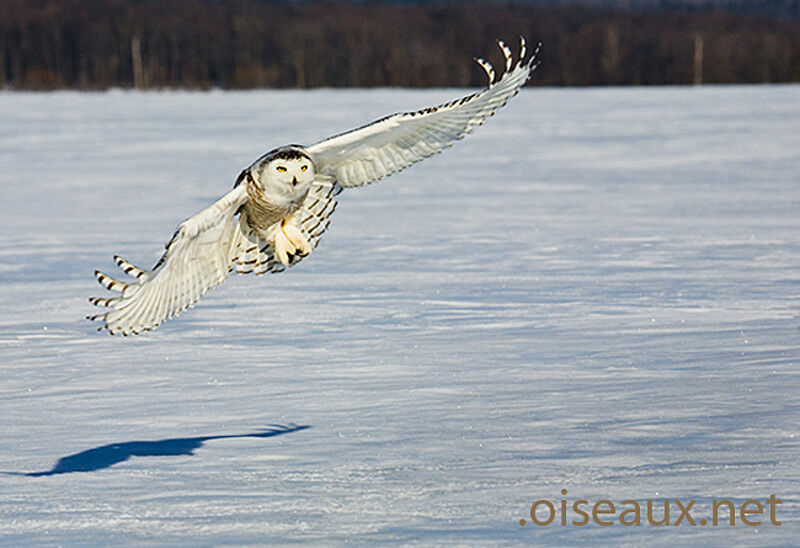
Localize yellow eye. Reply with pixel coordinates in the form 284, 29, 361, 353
300, 165, 308, 172
276, 166, 287, 173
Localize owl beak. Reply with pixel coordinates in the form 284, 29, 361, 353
292, 176, 298, 187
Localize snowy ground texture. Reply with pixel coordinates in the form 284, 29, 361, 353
0, 85, 798, 546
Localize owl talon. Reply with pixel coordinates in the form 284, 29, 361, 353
282, 221, 312, 256
272, 217, 311, 265
274, 238, 291, 265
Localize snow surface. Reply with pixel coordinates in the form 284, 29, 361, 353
0, 86, 798, 545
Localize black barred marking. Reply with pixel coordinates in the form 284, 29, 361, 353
255, 145, 311, 169
89, 296, 119, 307
305, 217, 325, 234
415, 106, 439, 116
305, 216, 329, 236
314, 181, 336, 192
498, 40, 513, 71
95, 270, 129, 292
114, 255, 146, 279
269, 149, 309, 161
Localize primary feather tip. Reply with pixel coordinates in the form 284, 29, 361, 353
475, 36, 541, 87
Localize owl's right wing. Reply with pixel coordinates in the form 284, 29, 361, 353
306, 37, 539, 189
88, 185, 248, 335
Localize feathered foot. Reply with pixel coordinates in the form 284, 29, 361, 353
272, 214, 312, 266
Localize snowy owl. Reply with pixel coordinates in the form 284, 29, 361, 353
89, 37, 540, 335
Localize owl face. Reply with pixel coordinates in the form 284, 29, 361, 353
255, 152, 315, 204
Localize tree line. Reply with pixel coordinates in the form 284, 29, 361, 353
1, 0, 798, 90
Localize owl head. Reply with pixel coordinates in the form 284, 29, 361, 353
251, 145, 315, 202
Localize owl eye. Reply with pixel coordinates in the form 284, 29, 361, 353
300, 165, 308, 172
276, 166, 287, 173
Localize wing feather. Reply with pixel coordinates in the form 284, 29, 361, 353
89, 185, 248, 335
307, 37, 539, 189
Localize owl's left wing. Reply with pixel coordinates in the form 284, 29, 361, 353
307, 37, 539, 189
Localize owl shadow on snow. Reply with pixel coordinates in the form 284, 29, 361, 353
11, 424, 309, 477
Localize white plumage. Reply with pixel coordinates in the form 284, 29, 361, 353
89, 37, 540, 335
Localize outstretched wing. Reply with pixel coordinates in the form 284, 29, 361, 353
231, 176, 340, 275
88, 185, 248, 335
306, 37, 539, 188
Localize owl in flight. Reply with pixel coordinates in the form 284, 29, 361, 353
89, 37, 540, 335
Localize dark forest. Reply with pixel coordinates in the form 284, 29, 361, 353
1, 0, 799, 89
